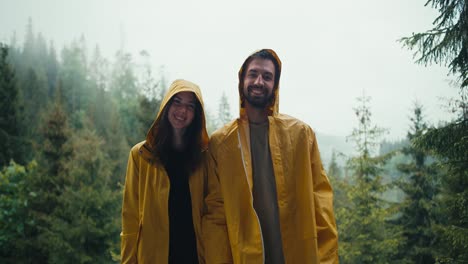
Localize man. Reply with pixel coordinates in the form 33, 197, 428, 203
203, 49, 338, 263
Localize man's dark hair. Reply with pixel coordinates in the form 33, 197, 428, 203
240, 49, 281, 89
152, 96, 203, 172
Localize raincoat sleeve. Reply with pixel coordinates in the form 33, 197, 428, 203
120, 149, 140, 264
202, 149, 233, 263
309, 128, 339, 264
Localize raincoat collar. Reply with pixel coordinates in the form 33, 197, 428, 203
237, 49, 282, 119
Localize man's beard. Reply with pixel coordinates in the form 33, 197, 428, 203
243, 85, 274, 109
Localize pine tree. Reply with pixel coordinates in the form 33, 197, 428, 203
416, 119, 468, 263
1, 84, 73, 263
44, 127, 120, 263
46, 41, 58, 97
22, 18, 35, 64
105, 109, 130, 184
110, 50, 140, 145
338, 94, 400, 263
0, 161, 40, 263
135, 50, 162, 140
137, 95, 158, 139
327, 150, 343, 180
395, 103, 438, 263
110, 50, 138, 101
327, 151, 347, 210
400, 0, 467, 88
204, 107, 219, 135
401, 1, 468, 263
217, 92, 232, 128
60, 39, 91, 116
41, 86, 70, 177
20, 67, 48, 141
0, 44, 24, 166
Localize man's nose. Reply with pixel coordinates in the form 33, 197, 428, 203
254, 75, 264, 85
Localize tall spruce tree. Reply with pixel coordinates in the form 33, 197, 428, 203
418, 119, 468, 263
326, 150, 348, 235
395, 103, 439, 264
0, 161, 40, 263
45, 127, 120, 263
0, 44, 24, 166
401, 1, 467, 263
400, 0, 467, 88
16, 85, 74, 263
20, 67, 48, 141
46, 41, 58, 97
135, 50, 162, 140
110, 50, 140, 145
60, 40, 91, 116
338, 94, 400, 263
217, 92, 232, 127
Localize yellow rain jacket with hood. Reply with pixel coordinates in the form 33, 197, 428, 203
203, 49, 339, 263
120, 79, 209, 264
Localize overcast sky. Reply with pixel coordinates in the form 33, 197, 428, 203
0, 0, 459, 140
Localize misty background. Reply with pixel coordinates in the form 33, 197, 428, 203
1, 0, 458, 141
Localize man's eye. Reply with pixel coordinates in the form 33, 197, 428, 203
264, 75, 272, 81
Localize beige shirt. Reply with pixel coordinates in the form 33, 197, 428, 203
250, 121, 285, 264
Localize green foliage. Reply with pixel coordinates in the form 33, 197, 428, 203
110, 50, 141, 146
20, 67, 48, 138
40, 91, 71, 178
337, 95, 401, 263
401, 1, 468, 262
59, 38, 93, 115
110, 50, 138, 101
0, 161, 42, 263
394, 104, 439, 264
400, 0, 468, 88
0, 44, 23, 166
416, 120, 468, 264
42, 128, 121, 264
136, 95, 159, 141
327, 151, 348, 222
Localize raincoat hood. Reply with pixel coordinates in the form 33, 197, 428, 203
238, 49, 282, 119
145, 79, 209, 152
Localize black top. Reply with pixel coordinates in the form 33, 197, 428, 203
164, 149, 199, 264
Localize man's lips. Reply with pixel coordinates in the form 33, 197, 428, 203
248, 86, 265, 96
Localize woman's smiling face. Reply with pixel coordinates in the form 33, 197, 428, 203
167, 91, 196, 131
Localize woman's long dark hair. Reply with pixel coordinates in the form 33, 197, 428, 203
152, 95, 203, 173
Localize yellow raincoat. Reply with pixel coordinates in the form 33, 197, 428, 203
120, 79, 209, 264
203, 49, 338, 263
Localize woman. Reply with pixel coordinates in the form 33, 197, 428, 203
120, 79, 209, 263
